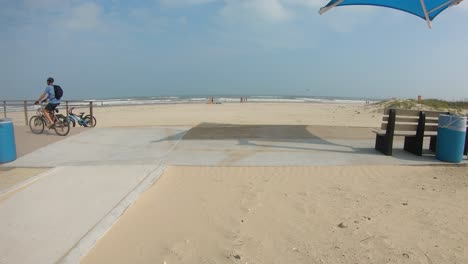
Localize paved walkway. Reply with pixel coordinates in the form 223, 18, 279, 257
0, 125, 466, 264
7, 126, 188, 167
5, 125, 464, 168
1, 127, 183, 264
13, 125, 87, 158
0, 165, 164, 264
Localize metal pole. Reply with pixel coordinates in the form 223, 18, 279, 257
89, 102, 94, 127
24, 100, 28, 126
3, 101, 6, 118
428, 0, 457, 14
66, 101, 69, 116
420, 0, 433, 29
319, 0, 344, 15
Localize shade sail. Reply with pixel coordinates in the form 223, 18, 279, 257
319, 0, 464, 28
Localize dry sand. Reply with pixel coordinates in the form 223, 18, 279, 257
5, 103, 383, 128
83, 165, 468, 264
94, 103, 382, 127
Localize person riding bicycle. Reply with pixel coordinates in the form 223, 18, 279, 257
35, 77, 61, 128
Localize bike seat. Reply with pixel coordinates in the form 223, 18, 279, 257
80, 112, 85, 115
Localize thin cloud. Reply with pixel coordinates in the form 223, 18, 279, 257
23, 0, 72, 10
320, 5, 376, 32
159, 0, 217, 7
221, 0, 293, 23
283, 0, 323, 8
160, 0, 300, 23
125, 7, 169, 33
66, 2, 102, 30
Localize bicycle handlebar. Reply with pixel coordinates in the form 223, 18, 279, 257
34, 99, 48, 105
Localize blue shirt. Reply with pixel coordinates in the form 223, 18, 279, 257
45, 85, 60, 104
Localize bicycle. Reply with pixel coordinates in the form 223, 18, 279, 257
29, 101, 70, 136
67, 107, 97, 127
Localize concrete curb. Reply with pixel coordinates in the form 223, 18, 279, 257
58, 126, 188, 263
0, 167, 59, 197
58, 165, 167, 264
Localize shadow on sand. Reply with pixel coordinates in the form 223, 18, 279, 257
151, 123, 449, 163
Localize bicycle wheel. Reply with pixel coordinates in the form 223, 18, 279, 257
56, 114, 74, 128
54, 115, 70, 136
29, 115, 45, 134
84, 115, 97, 127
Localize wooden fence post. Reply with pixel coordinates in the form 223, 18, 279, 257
89, 102, 94, 127
24, 100, 28, 126
3, 101, 6, 118
66, 101, 69, 116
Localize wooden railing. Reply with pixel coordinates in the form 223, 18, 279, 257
1, 100, 94, 126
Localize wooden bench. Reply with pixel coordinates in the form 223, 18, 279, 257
373, 109, 449, 156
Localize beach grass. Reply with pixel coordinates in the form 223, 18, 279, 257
377, 99, 468, 113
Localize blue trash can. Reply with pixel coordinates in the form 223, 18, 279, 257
436, 114, 467, 163
0, 118, 17, 163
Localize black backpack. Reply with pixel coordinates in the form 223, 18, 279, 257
53, 85, 63, 100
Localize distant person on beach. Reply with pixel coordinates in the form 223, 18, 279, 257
35, 77, 61, 127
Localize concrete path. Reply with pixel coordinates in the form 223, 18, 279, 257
0, 165, 164, 264
1, 127, 185, 264
6, 126, 189, 167
0, 167, 48, 194
5, 125, 465, 168
12, 126, 87, 158
166, 138, 456, 166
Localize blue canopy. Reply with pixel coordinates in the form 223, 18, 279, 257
319, 0, 464, 28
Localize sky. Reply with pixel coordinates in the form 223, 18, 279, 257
0, 0, 467, 100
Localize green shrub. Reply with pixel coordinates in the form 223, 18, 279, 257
422, 99, 468, 112
378, 99, 468, 114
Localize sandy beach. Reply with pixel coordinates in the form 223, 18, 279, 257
83, 165, 468, 264
2, 101, 467, 264
77, 102, 465, 264
3, 2, 467, 263
6, 102, 383, 128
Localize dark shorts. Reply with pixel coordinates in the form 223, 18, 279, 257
45, 103, 60, 112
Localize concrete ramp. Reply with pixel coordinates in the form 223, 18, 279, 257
6, 126, 189, 167
163, 124, 467, 166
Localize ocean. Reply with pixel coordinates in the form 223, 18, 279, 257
1, 95, 380, 113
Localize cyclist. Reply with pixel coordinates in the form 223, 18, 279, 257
35, 77, 61, 128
